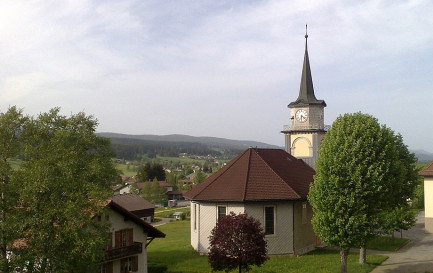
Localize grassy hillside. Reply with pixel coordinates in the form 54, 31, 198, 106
147, 220, 387, 273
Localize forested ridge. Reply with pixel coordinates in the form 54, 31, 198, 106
108, 137, 243, 160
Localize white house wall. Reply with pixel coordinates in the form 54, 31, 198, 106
108, 209, 148, 273
244, 202, 294, 255
425, 177, 433, 233
190, 202, 245, 253
190, 201, 294, 255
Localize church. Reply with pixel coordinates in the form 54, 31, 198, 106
184, 31, 327, 256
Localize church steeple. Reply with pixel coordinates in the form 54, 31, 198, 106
288, 25, 326, 108
282, 25, 328, 169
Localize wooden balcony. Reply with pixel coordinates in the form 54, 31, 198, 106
103, 242, 142, 261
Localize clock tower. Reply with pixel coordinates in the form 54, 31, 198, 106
282, 28, 328, 168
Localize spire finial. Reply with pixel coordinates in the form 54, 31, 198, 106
305, 24, 308, 39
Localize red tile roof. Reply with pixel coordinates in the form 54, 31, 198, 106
184, 148, 315, 201
419, 161, 433, 177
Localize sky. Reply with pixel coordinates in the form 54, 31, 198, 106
1, 0, 432, 152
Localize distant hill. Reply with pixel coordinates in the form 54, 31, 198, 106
97, 132, 281, 161
98, 132, 432, 163
98, 133, 281, 150
411, 149, 433, 163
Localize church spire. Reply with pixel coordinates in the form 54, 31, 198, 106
288, 25, 326, 107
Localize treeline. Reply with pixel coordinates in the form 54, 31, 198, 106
107, 137, 242, 160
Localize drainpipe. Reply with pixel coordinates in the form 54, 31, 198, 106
292, 202, 295, 255
197, 204, 200, 252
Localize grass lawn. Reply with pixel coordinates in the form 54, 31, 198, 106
366, 236, 409, 251
147, 220, 387, 273
154, 207, 191, 218
114, 163, 137, 177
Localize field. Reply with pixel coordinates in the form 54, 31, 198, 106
366, 236, 409, 251
154, 207, 191, 218
147, 220, 388, 273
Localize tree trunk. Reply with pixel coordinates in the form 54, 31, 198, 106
239, 264, 242, 273
340, 248, 349, 273
359, 245, 366, 264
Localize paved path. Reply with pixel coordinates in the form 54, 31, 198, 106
151, 217, 171, 227
370, 210, 433, 273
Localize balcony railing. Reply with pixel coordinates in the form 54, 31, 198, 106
282, 124, 331, 132
104, 242, 142, 261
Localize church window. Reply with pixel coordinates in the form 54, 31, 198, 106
302, 202, 308, 224
264, 206, 275, 235
217, 206, 227, 221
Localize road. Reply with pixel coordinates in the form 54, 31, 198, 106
370, 210, 433, 273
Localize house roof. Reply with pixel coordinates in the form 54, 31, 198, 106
166, 190, 183, 195
184, 148, 315, 202
134, 181, 173, 190
110, 193, 155, 211
419, 161, 433, 177
108, 200, 165, 238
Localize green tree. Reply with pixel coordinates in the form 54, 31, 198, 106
140, 181, 153, 202
166, 172, 178, 185
13, 108, 117, 273
0, 107, 28, 273
379, 207, 416, 241
371, 133, 418, 260
137, 163, 166, 181
193, 171, 207, 184
150, 178, 166, 205
308, 113, 404, 273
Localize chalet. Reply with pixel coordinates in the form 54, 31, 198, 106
110, 193, 155, 222
100, 198, 165, 273
184, 148, 317, 256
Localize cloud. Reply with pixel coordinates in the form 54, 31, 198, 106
0, 0, 432, 150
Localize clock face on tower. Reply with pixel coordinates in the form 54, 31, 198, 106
295, 109, 308, 122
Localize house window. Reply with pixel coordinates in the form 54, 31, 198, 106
100, 262, 113, 273
302, 202, 307, 224
264, 206, 275, 235
115, 228, 133, 248
217, 206, 227, 221
120, 256, 138, 273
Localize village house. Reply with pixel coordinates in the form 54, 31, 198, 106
419, 161, 433, 232
99, 198, 165, 273
110, 193, 156, 223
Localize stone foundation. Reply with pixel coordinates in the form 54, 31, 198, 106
425, 217, 433, 233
